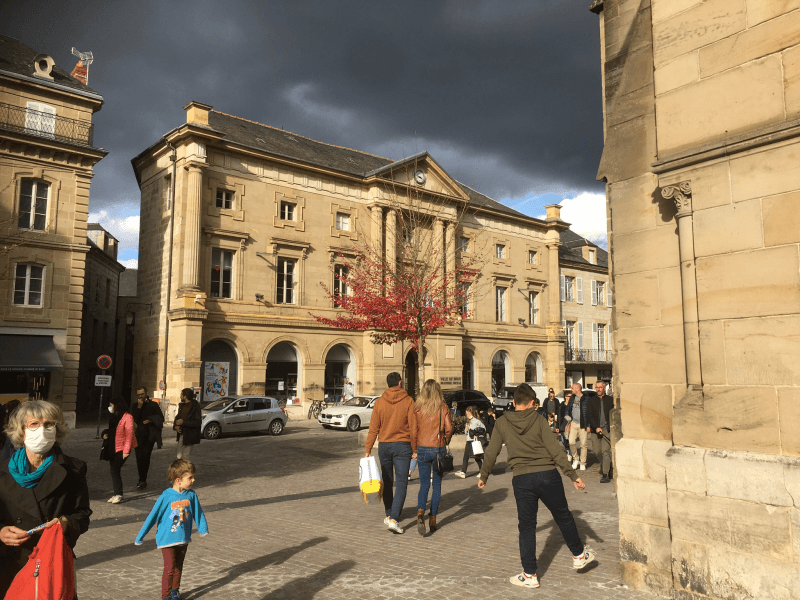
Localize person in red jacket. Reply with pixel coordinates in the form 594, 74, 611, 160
103, 396, 137, 504
364, 372, 418, 534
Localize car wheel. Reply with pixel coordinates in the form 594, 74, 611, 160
346, 415, 361, 432
269, 419, 284, 436
203, 422, 221, 440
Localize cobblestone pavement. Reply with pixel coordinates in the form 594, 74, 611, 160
61, 418, 659, 600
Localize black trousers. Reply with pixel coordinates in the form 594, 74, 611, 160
109, 451, 129, 496
135, 439, 155, 484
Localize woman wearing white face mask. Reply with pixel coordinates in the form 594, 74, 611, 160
103, 396, 137, 504
0, 400, 91, 598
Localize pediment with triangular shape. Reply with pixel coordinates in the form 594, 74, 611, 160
365, 153, 470, 201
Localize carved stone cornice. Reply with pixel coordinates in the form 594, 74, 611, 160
661, 181, 692, 217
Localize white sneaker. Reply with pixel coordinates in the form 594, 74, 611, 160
474, 473, 481, 478
572, 459, 579, 469
454, 471, 466, 479
387, 519, 404, 534
108, 495, 123, 504
573, 548, 596, 569
384, 516, 390, 526
579, 464, 586, 471
510, 573, 539, 588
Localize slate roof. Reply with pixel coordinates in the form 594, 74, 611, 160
559, 229, 609, 269
0, 36, 100, 97
206, 110, 536, 222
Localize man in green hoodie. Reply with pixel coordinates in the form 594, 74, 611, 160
477, 383, 595, 589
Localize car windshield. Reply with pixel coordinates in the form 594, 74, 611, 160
203, 399, 234, 410
344, 397, 372, 407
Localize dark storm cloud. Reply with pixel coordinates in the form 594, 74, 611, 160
1, 0, 603, 211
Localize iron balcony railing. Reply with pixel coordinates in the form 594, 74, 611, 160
565, 347, 612, 363
0, 102, 94, 147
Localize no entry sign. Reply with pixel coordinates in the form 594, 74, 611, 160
97, 355, 112, 370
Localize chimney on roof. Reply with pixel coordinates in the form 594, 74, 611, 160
544, 204, 563, 221
70, 48, 93, 85
184, 101, 212, 126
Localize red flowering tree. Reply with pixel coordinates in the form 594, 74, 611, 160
311, 161, 484, 394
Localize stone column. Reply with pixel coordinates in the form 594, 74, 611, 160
445, 221, 456, 300
546, 240, 562, 326
371, 204, 383, 252
181, 163, 204, 291
386, 209, 396, 270
662, 182, 701, 388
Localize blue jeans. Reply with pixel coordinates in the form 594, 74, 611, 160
378, 442, 412, 521
512, 469, 584, 575
416, 446, 445, 515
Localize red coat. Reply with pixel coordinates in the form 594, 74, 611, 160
4, 521, 75, 600
114, 413, 137, 454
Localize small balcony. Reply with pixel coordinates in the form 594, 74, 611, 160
0, 102, 94, 147
565, 346, 611, 364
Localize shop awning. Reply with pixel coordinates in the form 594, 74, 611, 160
0, 335, 63, 371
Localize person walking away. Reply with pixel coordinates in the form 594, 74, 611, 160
568, 384, 590, 471
454, 406, 486, 478
588, 381, 614, 483
477, 384, 595, 589
174, 388, 202, 459
0, 400, 92, 598
105, 396, 136, 503
135, 459, 209, 600
364, 372, 418, 534
132, 387, 164, 490
411, 379, 453, 535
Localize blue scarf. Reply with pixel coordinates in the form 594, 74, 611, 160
8, 447, 54, 488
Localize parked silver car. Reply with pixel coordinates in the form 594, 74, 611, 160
201, 395, 287, 439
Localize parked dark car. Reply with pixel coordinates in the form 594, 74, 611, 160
443, 390, 493, 417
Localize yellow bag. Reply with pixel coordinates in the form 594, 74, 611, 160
359, 456, 383, 504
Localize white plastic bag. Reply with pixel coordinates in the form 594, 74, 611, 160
471, 440, 484, 456
359, 456, 383, 504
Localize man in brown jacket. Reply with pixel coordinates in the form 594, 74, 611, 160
365, 372, 418, 534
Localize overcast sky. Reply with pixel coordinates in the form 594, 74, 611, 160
2, 0, 606, 267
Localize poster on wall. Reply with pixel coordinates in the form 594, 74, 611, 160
203, 362, 229, 403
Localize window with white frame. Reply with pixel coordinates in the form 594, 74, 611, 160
216, 189, 234, 209
564, 276, 575, 302
333, 264, 348, 306
529, 291, 539, 324
528, 250, 537, 265
13, 263, 44, 306
210, 248, 233, 298
18, 180, 49, 230
565, 320, 576, 348
496, 286, 507, 322
276, 257, 297, 304
593, 280, 605, 306
24, 102, 56, 137
495, 244, 506, 259
595, 323, 606, 351
458, 236, 470, 252
588, 249, 596, 264
280, 201, 295, 221
335, 212, 350, 231
402, 226, 414, 244
458, 283, 471, 317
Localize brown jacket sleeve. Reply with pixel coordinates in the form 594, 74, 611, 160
407, 399, 418, 452
443, 409, 454, 445
365, 400, 383, 453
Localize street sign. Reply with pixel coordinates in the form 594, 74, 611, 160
95, 375, 112, 387
97, 355, 112, 370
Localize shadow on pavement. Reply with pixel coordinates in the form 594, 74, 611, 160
88, 485, 360, 531
535, 509, 604, 577
260, 560, 356, 599
76, 538, 156, 570
404, 483, 508, 529
187, 537, 329, 598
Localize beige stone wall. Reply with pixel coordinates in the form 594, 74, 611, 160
595, 0, 800, 597
0, 72, 103, 426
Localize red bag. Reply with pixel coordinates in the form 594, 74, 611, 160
4, 522, 75, 600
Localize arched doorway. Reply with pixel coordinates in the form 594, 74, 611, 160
325, 343, 355, 401
525, 352, 543, 383
462, 349, 474, 390
491, 351, 510, 396
404, 349, 418, 398
265, 342, 301, 405
201, 340, 238, 403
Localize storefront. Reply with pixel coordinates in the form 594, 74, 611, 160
0, 334, 63, 404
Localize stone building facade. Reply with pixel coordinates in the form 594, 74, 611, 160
591, 1, 800, 598
0, 36, 106, 426
76, 224, 124, 416
131, 102, 570, 416
559, 229, 612, 389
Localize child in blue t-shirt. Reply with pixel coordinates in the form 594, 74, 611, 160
135, 459, 209, 600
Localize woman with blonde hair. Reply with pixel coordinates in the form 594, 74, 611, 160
0, 400, 91, 597
412, 379, 453, 536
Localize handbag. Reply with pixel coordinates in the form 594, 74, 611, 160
471, 439, 484, 456
99, 429, 111, 461
432, 406, 454, 476
359, 456, 383, 504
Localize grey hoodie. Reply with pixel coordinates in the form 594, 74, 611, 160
479, 407, 578, 483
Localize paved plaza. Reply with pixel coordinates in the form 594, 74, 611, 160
64, 418, 659, 600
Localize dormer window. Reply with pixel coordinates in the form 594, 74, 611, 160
216, 189, 234, 210
588, 249, 595, 264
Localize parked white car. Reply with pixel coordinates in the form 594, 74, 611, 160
318, 396, 379, 431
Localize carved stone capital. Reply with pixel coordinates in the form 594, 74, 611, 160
661, 181, 692, 217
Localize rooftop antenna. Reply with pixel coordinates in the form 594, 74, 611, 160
70, 47, 94, 85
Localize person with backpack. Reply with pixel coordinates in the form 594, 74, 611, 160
477, 384, 595, 589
